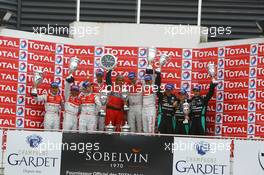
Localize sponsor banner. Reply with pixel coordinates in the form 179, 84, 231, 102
61, 133, 173, 175
103, 46, 138, 57
258, 44, 264, 55
26, 40, 56, 53
5, 130, 62, 175
233, 140, 264, 175
172, 137, 231, 175
192, 48, 218, 59
0, 57, 18, 70
254, 124, 264, 137
219, 57, 250, 68
0, 105, 17, 117
224, 45, 250, 57
23, 117, 44, 129
206, 123, 215, 135
156, 48, 182, 58
0, 47, 19, 59
26, 51, 56, 64
0, 115, 16, 128
221, 113, 248, 124
63, 45, 94, 56
221, 123, 248, 137
0, 36, 20, 48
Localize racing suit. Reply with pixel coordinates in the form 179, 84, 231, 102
127, 81, 143, 133
63, 81, 81, 131
93, 80, 107, 131
142, 71, 160, 133
79, 93, 101, 132
105, 70, 125, 132
190, 82, 217, 135
34, 94, 62, 130
174, 99, 190, 135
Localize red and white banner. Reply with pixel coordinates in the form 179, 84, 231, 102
0, 36, 264, 138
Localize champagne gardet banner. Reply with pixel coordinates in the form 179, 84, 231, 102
0, 36, 263, 138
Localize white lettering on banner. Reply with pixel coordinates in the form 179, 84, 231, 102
117, 60, 137, 67
64, 45, 93, 55
27, 64, 54, 73
224, 70, 248, 78
0, 73, 17, 81
193, 50, 218, 57
224, 59, 249, 66
0, 107, 16, 115
62, 68, 93, 77
255, 125, 264, 133
162, 72, 181, 79
157, 50, 181, 57
0, 96, 16, 103
225, 48, 249, 55
223, 115, 247, 122
223, 104, 247, 111
26, 87, 49, 95
255, 102, 264, 110
28, 41, 55, 52
25, 97, 44, 105
0, 50, 19, 58
259, 45, 264, 53
27, 74, 53, 84
224, 92, 248, 100
24, 119, 43, 128
104, 48, 137, 56
0, 62, 18, 70
0, 85, 17, 92
0, 39, 19, 47
164, 62, 181, 68
25, 108, 45, 116
256, 68, 264, 76
222, 126, 247, 134
193, 72, 211, 79
256, 114, 264, 122
258, 56, 264, 64
207, 106, 215, 112
28, 52, 54, 63
0, 119, 15, 126
79, 60, 93, 66
193, 61, 209, 69
223, 81, 248, 88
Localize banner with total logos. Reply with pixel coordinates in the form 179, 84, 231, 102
0, 36, 264, 138
233, 140, 264, 175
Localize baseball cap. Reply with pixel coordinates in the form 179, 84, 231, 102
128, 72, 136, 79
50, 82, 59, 88
165, 83, 174, 91
144, 74, 152, 81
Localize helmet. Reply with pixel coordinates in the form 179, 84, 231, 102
144, 74, 152, 81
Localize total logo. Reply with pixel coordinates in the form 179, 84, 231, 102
138, 58, 148, 68
54, 76, 62, 86
249, 78, 256, 89
250, 44, 258, 55
138, 69, 146, 79
182, 49, 192, 59
138, 48, 147, 57
215, 114, 222, 124
248, 101, 256, 111
94, 57, 101, 67
250, 56, 257, 66
55, 66, 63, 76
217, 69, 224, 79
181, 71, 191, 80
19, 50, 28, 61
19, 62, 27, 72
17, 84, 26, 94
19, 39, 28, 50
249, 67, 257, 78
217, 81, 224, 91
218, 59, 224, 68
182, 60, 192, 69
18, 73, 27, 83
55, 55, 63, 65
17, 95, 25, 105
247, 124, 255, 134
216, 102, 223, 112
16, 106, 25, 116
217, 91, 224, 101
248, 113, 255, 123
218, 47, 225, 57
56, 44, 64, 54
16, 117, 24, 128
248, 90, 256, 100
95, 46, 104, 56
215, 125, 222, 135
181, 82, 190, 91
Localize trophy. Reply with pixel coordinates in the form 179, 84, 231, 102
105, 122, 116, 132
146, 47, 157, 73
159, 54, 170, 67
121, 87, 129, 111
66, 57, 80, 82
121, 122, 131, 133
99, 89, 108, 116
31, 69, 44, 97
182, 99, 190, 124
207, 62, 218, 84
99, 54, 118, 71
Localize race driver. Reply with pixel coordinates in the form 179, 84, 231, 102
105, 70, 126, 132
127, 71, 143, 133
190, 81, 217, 135
33, 82, 63, 130
79, 80, 101, 132
63, 76, 81, 131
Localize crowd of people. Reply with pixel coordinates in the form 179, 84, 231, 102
32, 66, 218, 135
